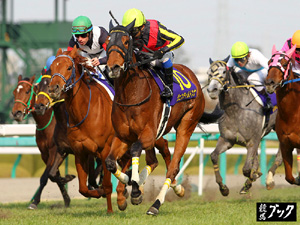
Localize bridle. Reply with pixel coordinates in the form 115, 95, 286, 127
107, 26, 134, 71
106, 26, 152, 107
50, 54, 91, 128
208, 60, 229, 90
268, 51, 292, 87
14, 80, 36, 117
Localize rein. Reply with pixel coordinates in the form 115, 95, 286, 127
51, 54, 92, 128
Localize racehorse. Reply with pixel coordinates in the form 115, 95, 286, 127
48, 48, 116, 213
11, 75, 74, 209
47, 47, 185, 212
34, 70, 102, 191
104, 23, 205, 215
265, 45, 300, 185
206, 57, 281, 195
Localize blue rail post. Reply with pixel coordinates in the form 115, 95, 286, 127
11, 154, 22, 178
260, 139, 267, 186
220, 152, 226, 184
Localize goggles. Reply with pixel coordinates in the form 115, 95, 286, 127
75, 33, 88, 38
72, 25, 92, 34
234, 56, 247, 63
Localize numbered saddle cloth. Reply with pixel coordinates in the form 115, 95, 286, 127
149, 67, 197, 106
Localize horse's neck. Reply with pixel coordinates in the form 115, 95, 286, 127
53, 103, 67, 126
32, 107, 54, 129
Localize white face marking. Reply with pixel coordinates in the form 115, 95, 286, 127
56, 63, 59, 66
17, 85, 23, 93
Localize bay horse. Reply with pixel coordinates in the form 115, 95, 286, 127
104, 23, 205, 215
11, 75, 74, 209
206, 57, 282, 194
47, 47, 182, 212
265, 44, 300, 185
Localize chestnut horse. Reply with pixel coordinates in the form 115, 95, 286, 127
11, 75, 74, 209
105, 24, 205, 215
48, 48, 115, 213
34, 70, 102, 191
265, 44, 300, 185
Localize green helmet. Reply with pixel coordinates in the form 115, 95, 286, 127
72, 16, 93, 35
122, 8, 146, 28
231, 41, 249, 58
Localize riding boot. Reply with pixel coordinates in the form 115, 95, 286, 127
161, 66, 173, 99
260, 89, 272, 113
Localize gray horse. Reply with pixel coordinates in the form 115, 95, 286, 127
206, 57, 282, 195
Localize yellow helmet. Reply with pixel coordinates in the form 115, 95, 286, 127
292, 30, 300, 48
122, 8, 146, 28
231, 41, 249, 58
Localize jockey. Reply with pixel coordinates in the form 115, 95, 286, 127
281, 30, 300, 74
67, 16, 109, 80
227, 41, 272, 111
122, 8, 185, 99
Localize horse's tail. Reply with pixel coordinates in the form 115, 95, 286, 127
198, 104, 224, 124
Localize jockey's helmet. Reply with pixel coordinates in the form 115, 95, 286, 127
231, 41, 249, 58
292, 30, 300, 48
45, 56, 56, 71
122, 8, 146, 28
72, 16, 93, 35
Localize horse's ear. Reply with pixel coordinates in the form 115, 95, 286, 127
126, 19, 136, 32
209, 58, 213, 65
272, 45, 277, 55
56, 48, 63, 57
224, 55, 230, 63
287, 44, 296, 58
18, 74, 22, 82
109, 19, 115, 32
30, 74, 36, 84
70, 45, 78, 58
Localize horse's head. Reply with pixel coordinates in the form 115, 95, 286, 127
35, 70, 53, 115
106, 20, 135, 79
48, 46, 90, 100
206, 56, 230, 100
12, 74, 36, 121
265, 45, 296, 93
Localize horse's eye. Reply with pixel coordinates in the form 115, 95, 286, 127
68, 66, 72, 70
26, 89, 31, 94
124, 40, 129, 45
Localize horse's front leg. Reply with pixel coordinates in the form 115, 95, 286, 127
130, 141, 143, 205
281, 144, 299, 185
210, 137, 233, 196
266, 147, 282, 190
105, 136, 130, 184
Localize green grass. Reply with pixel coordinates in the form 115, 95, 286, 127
1, 186, 300, 225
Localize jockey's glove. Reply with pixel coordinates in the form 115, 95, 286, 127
153, 49, 166, 59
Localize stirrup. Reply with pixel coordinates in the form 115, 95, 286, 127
161, 86, 173, 98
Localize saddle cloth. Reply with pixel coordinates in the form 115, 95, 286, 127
149, 67, 197, 106
250, 88, 277, 115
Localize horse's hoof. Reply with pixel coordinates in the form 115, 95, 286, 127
64, 197, 71, 207
175, 186, 185, 197
219, 185, 229, 196
118, 200, 127, 211
28, 203, 37, 210
266, 181, 275, 190
240, 183, 252, 194
65, 174, 76, 182
131, 194, 143, 205
146, 206, 159, 216
146, 199, 161, 216
252, 172, 262, 181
